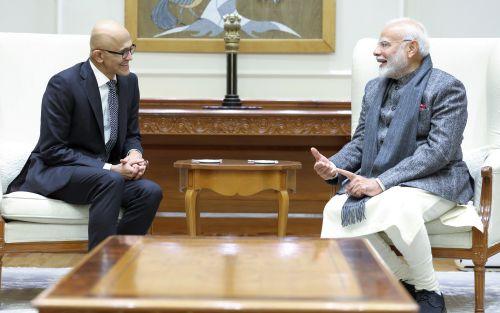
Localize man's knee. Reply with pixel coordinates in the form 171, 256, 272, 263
138, 179, 163, 203
323, 194, 347, 217
99, 171, 125, 189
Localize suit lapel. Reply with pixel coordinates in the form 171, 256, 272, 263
80, 61, 105, 142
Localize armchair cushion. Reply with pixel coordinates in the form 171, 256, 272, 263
1, 192, 89, 224
427, 232, 472, 249
426, 218, 471, 235
462, 146, 490, 207
4, 222, 87, 243
382, 230, 473, 250
0, 139, 34, 194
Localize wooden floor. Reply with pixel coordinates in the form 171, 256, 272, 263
2, 252, 460, 271
3, 253, 84, 268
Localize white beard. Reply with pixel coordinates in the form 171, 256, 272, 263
379, 46, 409, 79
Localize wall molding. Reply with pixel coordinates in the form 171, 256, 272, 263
139, 99, 351, 137
140, 115, 351, 136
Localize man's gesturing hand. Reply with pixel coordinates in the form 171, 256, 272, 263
336, 168, 382, 198
310, 147, 337, 180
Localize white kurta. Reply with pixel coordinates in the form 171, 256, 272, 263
321, 186, 483, 245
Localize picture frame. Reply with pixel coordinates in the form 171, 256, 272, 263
125, 0, 335, 53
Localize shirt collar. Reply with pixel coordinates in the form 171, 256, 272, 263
395, 69, 417, 86
89, 59, 116, 87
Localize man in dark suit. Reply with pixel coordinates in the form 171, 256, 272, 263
8, 20, 162, 250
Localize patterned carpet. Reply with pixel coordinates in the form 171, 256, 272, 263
1, 268, 499, 312
0, 268, 69, 313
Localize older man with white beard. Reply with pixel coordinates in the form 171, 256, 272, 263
311, 18, 482, 313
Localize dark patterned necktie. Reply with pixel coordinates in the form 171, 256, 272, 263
105, 80, 118, 159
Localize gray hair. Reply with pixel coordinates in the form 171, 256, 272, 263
385, 18, 430, 57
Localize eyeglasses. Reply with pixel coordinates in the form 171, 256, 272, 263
376, 39, 412, 49
97, 44, 136, 59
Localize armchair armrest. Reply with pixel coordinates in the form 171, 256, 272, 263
482, 149, 500, 247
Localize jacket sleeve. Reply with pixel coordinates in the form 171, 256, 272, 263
377, 78, 468, 189
38, 74, 104, 168
122, 73, 143, 156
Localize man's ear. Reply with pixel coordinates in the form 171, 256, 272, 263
408, 41, 419, 58
91, 50, 104, 63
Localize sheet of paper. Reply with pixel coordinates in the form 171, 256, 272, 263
192, 159, 222, 163
248, 160, 278, 164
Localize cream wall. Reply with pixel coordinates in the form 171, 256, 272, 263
0, 0, 57, 33
406, 0, 500, 38
1, 0, 499, 101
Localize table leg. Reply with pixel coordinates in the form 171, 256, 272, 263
277, 190, 289, 237
185, 189, 199, 237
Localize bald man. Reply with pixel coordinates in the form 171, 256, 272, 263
8, 20, 162, 250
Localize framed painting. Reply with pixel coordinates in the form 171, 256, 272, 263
125, 0, 335, 53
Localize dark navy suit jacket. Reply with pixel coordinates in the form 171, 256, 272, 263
8, 60, 143, 196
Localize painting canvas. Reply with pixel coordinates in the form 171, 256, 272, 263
125, 0, 335, 53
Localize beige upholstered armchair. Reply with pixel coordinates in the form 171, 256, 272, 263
0, 33, 93, 278
351, 38, 500, 313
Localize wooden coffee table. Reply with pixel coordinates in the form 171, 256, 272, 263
174, 159, 302, 237
33, 236, 417, 313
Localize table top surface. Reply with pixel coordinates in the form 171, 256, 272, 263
33, 236, 417, 312
174, 159, 302, 170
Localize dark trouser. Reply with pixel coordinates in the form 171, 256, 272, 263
50, 167, 162, 250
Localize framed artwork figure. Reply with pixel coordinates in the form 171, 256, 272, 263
125, 0, 336, 53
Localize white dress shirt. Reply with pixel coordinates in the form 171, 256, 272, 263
89, 60, 142, 170
89, 60, 115, 144
89, 60, 116, 170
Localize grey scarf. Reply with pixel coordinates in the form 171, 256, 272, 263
341, 55, 434, 227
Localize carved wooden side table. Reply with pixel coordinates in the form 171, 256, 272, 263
174, 159, 301, 237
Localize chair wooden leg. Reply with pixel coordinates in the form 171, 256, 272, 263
473, 261, 486, 313
277, 190, 289, 237
185, 189, 199, 236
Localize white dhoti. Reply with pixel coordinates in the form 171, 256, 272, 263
321, 186, 483, 292
321, 186, 482, 245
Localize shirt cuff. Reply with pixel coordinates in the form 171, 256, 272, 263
103, 163, 112, 170
324, 162, 338, 184
127, 149, 142, 156
376, 178, 386, 191
329, 161, 338, 179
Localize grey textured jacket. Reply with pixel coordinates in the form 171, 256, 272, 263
330, 68, 474, 205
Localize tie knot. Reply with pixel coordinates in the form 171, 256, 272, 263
106, 80, 117, 89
